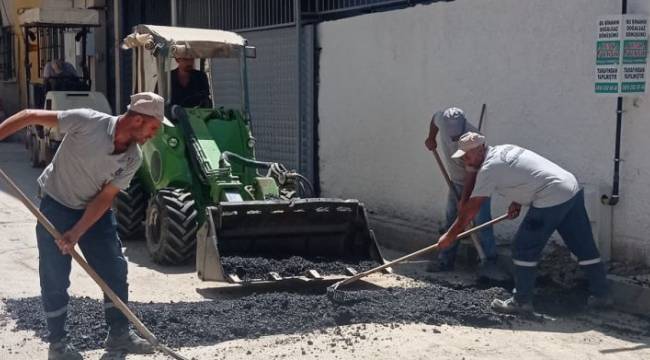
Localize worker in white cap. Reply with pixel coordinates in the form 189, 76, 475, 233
0, 92, 165, 359
437, 132, 611, 315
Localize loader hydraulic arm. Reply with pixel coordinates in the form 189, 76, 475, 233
171, 106, 240, 201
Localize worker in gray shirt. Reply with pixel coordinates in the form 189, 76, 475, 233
437, 132, 610, 314
0, 92, 163, 359
425, 107, 498, 273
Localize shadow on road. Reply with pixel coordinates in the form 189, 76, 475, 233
122, 241, 195, 275
98, 352, 126, 360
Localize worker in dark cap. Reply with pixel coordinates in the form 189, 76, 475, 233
425, 107, 501, 277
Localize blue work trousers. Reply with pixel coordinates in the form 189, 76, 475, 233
511, 189, 608, 304
36, 195, 129, 343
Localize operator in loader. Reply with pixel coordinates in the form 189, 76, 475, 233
0, 92, 164, 359
43, 58, 80, 92
170, 56, 212, 108
437, 132, 611, 315
425, 107, 502, 276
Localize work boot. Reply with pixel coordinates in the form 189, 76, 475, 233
587, 294, 614, 309
104, 330, 154, 354
48, 339, 83, 360
491, 297, 533, 315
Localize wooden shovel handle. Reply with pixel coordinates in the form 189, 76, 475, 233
0, 168, 160, 348
339, 213, 509, 287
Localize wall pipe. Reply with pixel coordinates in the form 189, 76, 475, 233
171, 0, 177, 26
113, 0, 121, 112
295, 0, 303, 175
601, 0, 627, 206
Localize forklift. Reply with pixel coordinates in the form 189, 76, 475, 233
22, 19, 111, 167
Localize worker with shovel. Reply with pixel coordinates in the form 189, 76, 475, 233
0, 93, 163, 359
437, 132, 611, 314
425, 107, 502, 277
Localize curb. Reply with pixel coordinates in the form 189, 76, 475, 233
607, 274, 650, 315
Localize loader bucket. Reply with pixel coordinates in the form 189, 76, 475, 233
196, 198, 386, 283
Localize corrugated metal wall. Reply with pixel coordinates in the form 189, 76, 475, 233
244, 28, 300, 169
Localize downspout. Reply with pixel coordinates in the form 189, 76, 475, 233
294, 0, 303, 174
171, 0, 177, 26
113, 0, 121, 112
312, 28, 321, 196
601, 0, 626, 206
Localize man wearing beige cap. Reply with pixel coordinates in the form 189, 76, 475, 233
0, 92, 163, 359
437, 132, 610, 314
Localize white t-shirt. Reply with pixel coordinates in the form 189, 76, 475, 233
432, 110, 479, 185
471, 145, 579, 208
38, 109, 142, 209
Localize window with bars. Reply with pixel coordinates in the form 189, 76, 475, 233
0, 27, 16, 80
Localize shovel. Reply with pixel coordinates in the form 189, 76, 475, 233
431, 148, 487, 262
327, 214, 509, 304
0, 168, 189, 360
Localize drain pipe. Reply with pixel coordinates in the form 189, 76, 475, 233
294, 0, 303, 176
601, 0, 626, 206
601, 96, 623, 206
171, 0, 177, 26
113, 0, 122, 112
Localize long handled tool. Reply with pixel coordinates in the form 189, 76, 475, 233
431, 148, 487, 262
327, 214, 509, 303
478, 103, 487, 132
0, 168, 189, 360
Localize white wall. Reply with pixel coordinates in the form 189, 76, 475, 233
318, 0, 650, 265
615, 0, 650, 265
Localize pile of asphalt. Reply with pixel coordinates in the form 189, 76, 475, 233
220, 256, 378, 280
537, 244, 584, 288
536, 243, 650, 289
3, 283, 511, 351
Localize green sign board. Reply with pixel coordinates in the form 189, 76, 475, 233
595, 15, 647, 95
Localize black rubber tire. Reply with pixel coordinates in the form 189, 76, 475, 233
114, 179, 148, 240
145, 188, 198, 264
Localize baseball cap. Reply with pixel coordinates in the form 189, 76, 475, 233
442, 107, 467, 138
451, 132, 486, 159
127, 92, 165, 122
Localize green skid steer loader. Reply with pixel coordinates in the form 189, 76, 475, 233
117, 25, 385, 284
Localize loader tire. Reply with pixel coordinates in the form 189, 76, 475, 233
145, 188, 198, 264
114, 179, 147, 240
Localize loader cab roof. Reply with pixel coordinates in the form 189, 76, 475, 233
123, 24, 247, 59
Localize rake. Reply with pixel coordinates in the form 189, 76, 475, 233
0, 168, 189, 360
